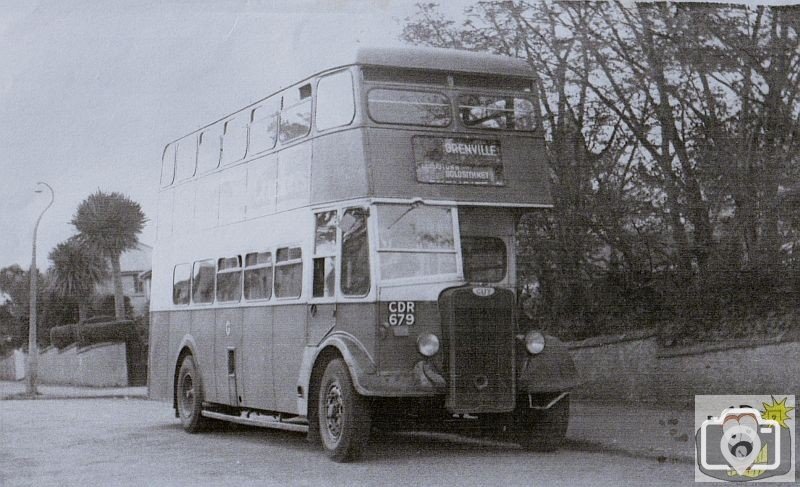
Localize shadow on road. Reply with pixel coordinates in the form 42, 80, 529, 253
154, 419, 545, 462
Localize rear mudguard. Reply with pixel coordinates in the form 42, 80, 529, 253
516, 335, 581, 393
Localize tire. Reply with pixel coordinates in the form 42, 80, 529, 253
317, 359, 371, 462
514, 394, 569, 451
177, 355, 210, 433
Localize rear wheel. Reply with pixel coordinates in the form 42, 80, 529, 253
177, 355, 210, 433
514, 394, 569, 451
317, 359, 371, 462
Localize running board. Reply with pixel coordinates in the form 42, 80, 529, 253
201, 410, 309, 433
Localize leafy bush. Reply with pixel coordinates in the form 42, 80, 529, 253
50, 324, 77, 349
77, 319, 136, 347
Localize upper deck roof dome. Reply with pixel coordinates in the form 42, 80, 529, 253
350, 47, 534, 78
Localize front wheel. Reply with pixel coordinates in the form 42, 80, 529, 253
514, 393, 570, 451
177, 355, 210, 433
317, 359, 371, 462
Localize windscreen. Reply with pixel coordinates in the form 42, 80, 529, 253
376, 204, 458, 281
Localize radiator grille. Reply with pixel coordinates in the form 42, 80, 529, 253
441, 288, 515, 413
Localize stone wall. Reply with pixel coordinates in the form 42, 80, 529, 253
0, 349, 25, 381
36, 342, 129, 387
567, 332, 800, 407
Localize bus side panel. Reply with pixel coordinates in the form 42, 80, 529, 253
376, 301, 442, 374
241, 305, 275, 411
335, 302, 377, 364
168, 310, 191, 392
148, 311, 172, 401
310, 130, 368, 204
272, 304, 306, 414
190, 308, 217, 404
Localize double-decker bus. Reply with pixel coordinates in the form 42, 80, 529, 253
148, 46, 580, 462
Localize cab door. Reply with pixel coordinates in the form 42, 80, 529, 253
308, 209, 338, 345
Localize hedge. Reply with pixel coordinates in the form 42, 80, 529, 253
77, 319, 137, 348
50, 324, 78, 349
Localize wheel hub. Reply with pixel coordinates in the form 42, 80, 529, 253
324, 383, 344, 440
180, 374, 195, 417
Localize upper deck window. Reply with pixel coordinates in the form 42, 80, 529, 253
362, 66, 448, 86
249, 98, 279, 154
175, 137, 197, 181
221, 115, 248, 165
376, 204, 457, 281
279, 84, 312, 143
367, 89, 451, 127
458, 95, 535, 131
316, 70, 355, 131
197, 126, 222, 174
453, 74, 533, 92
161, 144, 176, 187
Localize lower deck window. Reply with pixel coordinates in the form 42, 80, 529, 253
275, 246, 302, 298
341, 208, 370, 296
192, 260, 215, 304
216, 256, 242, 302
244, 252, 273, 300
172, 264, 191, 305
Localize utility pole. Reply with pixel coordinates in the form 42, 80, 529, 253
26, 181, 54, 397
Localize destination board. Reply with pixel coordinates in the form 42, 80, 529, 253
412, 136, 504, 186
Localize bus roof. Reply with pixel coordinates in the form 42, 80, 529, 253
351, 47, 534, 79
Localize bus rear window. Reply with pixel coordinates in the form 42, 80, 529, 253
461, 237, 506, 283
367, 89, 451, 127
458, 95, 535, 131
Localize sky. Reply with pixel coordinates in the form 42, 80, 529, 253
0, 0, 472, 270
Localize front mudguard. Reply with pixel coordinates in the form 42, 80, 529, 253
517, 335, 581, 393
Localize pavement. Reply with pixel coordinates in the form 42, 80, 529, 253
0, 380, 147, 401
0, 380, 694, 463
566, 400, 694, 463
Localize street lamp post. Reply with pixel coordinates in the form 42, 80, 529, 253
26, 181, 54, 397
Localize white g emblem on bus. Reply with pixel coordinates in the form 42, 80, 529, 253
225, 320, 231, 336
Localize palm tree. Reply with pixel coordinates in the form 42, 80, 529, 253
72, 191, 147, 320
48, 237, 107, 322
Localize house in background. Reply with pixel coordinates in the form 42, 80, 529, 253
94, 242, 152, 316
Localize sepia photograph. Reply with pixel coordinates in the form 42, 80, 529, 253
1, 1, 797, 485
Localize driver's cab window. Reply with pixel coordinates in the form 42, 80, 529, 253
313, 210, 337, 298
461, 237, 507, 283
